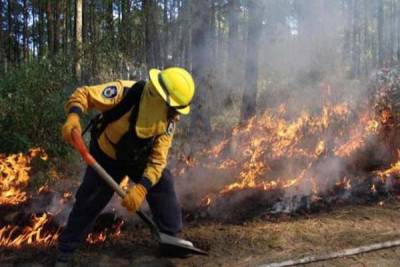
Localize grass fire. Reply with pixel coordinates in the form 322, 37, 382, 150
175, 84, 400, 225
0, 149, 123, 249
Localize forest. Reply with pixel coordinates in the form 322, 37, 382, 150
2, 1, 400, 266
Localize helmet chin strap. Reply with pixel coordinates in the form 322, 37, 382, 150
167, 107, 180, 121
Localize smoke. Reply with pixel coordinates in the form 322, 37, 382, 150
172, 0, 399, 216
26, 172, 134, 227
171, 0, 392, 212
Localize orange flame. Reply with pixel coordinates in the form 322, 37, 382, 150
85, 220, 124, 244
0, 148, 124, 248
192, 94, 382, 206
0, 213, 60, 247
0, 148, 47, 206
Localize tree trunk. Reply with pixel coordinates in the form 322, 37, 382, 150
181, 0, 191, 69
163, 0, 169, 66
397, 0, 400, 62
47, 0, 54, 56
351, 0, 360, 78
377, 0, 384, 67
362, 0, 369, 77
69, 0, 74, 53
90, 0, 98, 80
53, 0, 60, 54
172, 0, 184, 66
389, 0, 395, 64
152, 1, 162, 68
60, 0, 67, 55
210, 1, 217, 75
107, 0, 114, 43
32, 0, 37, 59
75, 0, 83, 81
143, 0, 162, 68
240, 0, 263, 122
7, 0, 14, 64
227, 0, 240, 90
23, 0, 29, 62
0, 0, 4, 72
343, 0, 352, 68
38, 0, 45, 58
121, 0, 131, 58
82, 0, 88, 47
143, 0, 155, 68
13, 0, 20, 65
63, 0, 70, 56
190, 0, 212, 135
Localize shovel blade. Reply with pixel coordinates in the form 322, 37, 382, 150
158, 232, 208, 256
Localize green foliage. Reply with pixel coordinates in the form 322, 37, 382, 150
0, 57, 76, 155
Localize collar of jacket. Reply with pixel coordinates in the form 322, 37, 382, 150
135, 82, 169, 138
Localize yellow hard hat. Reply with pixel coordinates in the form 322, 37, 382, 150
149, 67, 195, 115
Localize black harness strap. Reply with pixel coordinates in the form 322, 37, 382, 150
102, 80, 146, 124
84, 80, 146, 138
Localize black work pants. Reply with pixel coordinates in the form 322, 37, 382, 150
58, 146, 182, 255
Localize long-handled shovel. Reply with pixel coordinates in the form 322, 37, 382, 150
71, 129, 207, 256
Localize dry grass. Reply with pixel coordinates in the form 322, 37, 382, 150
170, 201, 400, 267
2, 201, 400, 266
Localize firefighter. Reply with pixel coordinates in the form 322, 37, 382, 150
56, 67, 195, 264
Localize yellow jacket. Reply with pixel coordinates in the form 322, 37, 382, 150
65, 80, 174, 186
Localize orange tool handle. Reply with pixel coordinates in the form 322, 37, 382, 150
70, 128, 164, 238
71, 129, 96, 166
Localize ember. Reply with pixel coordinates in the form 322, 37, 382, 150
86, 212, 124, 245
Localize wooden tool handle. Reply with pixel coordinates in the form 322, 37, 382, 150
71, 129, 126, 197
71, 129, 159, 234
71, 129, 96, 166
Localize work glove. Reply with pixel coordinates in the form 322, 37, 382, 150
62, 113, 82, 145
121, 184, 148, 212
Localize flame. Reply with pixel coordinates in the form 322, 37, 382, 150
371, 184, 377, 193
85, 219, 124, 245
189, 90, 385, 208
0, 149, 61, 248
376, 160, 400, 178
86, 232, 107, 244
214, 102, 367, 194
0, 213, 60, 247
201, 196, 212, 206
0, 148, 124, 248
0, 148, 47, 206
217, 159, 237, 170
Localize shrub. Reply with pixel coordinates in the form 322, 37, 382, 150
0, 57, 76, 155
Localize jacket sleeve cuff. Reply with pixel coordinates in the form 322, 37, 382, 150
138, 176, 153, 191
68, 106, 83, 116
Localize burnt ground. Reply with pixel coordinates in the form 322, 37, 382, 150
2, 200, 400, 267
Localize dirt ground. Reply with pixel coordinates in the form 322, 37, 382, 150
2, 200, 400, 267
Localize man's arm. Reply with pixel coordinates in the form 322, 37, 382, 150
65, 80, 135, 114
121, 132, 174, 212
62, 80, 135, 144
141, 133, 173, 188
